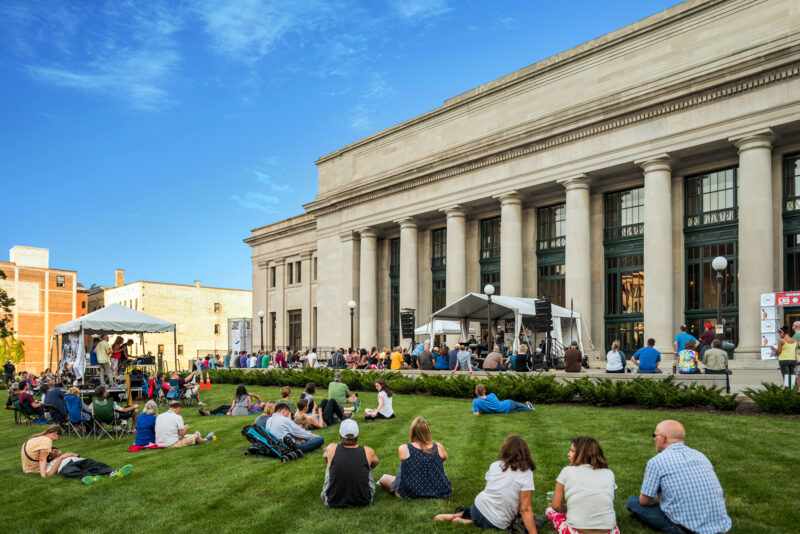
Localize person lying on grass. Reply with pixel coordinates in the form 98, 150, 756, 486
546, 436, 620, 534
155, 401, 214, 448
378, 416, 451, 499
21, 425, 133, 484
472, 384, 534, 415
364, 379, 395, 422
321, 419, 380, 508
199, 384, 261, 416
434, 434, 537, 533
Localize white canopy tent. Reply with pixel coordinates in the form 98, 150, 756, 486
54, 304, 177, 377
430, 293, 585, 353
414, 319, 476, 336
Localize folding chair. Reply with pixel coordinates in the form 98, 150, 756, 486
65, 394, 88, 438
15, 400, 44, 426
165, 379, 180, 403
13, 400, 33, 425
91, 397, 125, 440
42, 403, 68, 430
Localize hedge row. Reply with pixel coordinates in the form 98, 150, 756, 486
208, 369, 740, 411
743, 383, 800, 414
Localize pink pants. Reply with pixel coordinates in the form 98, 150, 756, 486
546, 506, 620, 534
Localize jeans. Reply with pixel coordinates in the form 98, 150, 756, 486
97, 363, 113, 385
465, 503, 500, 529
638, 368, 663, 374
485, 365, 508, 371
507, 401, 533, 413
625, 496, 685, 534
779, 360, 797, 387
297, 435, 324, 453
319, 399, 344, 427
703, 369, 727, 375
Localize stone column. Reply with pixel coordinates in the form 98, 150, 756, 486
300, 251, 313, 348
731, 129, 775, 359
398, 218, 418, 342
359, 228, 378, 348
254, 259, 268, 351
443, 205, 467, 304
637, 155, 674, 354
340, 232, 360, 347
272, 258, 285, 348
497, 191, 523, 296
560, 175, 592, 334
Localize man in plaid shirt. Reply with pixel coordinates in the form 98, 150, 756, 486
626, 420, 731, 534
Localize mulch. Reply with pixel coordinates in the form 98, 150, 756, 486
554, 397, 800, 420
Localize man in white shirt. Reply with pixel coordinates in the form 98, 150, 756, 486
307, 348, 318, 369
155, 401, 213, 448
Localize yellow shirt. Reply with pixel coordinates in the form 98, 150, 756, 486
95, 340, 111, 364
21, 436, 52, 474
390, 352, 403, 370
779, 340, 797, 361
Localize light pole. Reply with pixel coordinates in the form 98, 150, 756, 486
348, 300, 357, 350
258, 310, 265, 351
484, 284, 495, 349
711, 256, 728, 330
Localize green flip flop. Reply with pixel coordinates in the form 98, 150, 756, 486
110, 464, 133, 479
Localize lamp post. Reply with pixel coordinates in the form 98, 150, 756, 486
348, 300, 357, 350
257, 310, 265, 351
711, 256, 728, 329
484, 284, 495, 349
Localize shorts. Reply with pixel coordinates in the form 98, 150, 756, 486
169, 434, 198, 448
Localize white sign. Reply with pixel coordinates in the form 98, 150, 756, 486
761, 333, 777, 347
760, 307, 777, 320
761, 293, 776, 306
761, 321, 778, 333
761, 347, 776, 360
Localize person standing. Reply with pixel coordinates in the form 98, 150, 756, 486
224, 350, 232, 368
95, 334, 113, 386
698, 323, 716, 358
672, 325, 698, 359
3, 359, 15, 386
626, 420, 731, 534
495, 326, 506, 355
772, 327, 798, 388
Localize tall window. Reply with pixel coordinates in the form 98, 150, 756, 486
178, 345, 184, 355
288, 310, 302, 349
269, 312, 276, 351
783, 153, 800, 291
287, 263, 294, 285
313, 257, 318, 281
312, 307, 318, 347
431, 228, 446, 312
295, 261, 302, 284
214, 324, 220, 334
270, 266, 276, 288
214, 302, 220, 312
389, 238, 400, 347
684, 167, 738, 346
604, 187, 644, 354
479, 217, 501, 294
537, 204, 566, 306
56, 275, 65, 287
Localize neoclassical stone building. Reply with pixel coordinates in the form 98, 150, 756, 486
246, 0, 800, 360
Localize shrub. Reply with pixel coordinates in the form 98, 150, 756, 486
744, 383, 800, 414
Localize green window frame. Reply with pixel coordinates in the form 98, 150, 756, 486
389, 238, 400, 348
431, 228, 447, 312
604, 187, 644, 241
537, 203, 566, 251
536, 204, 565, 306
479, 217, 501, 294
685, 167, 737, 229
783, 153, 800, 291
537, 265, 565, 307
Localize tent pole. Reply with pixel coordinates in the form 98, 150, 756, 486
173, 329, 178, 372
49, 335, 55, 375
80, 327, 86, 381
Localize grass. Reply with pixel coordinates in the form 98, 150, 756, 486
3, 384, 797, 534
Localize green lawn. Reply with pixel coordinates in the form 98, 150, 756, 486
3, 384, 797, 534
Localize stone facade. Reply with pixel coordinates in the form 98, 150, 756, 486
247, 0, 800, 360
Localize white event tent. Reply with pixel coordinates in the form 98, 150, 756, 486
414, 319, 475, 336
54, 304, 177, 377
429, 293, 584, 353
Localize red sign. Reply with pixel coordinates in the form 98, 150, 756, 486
775, 291, 800, 306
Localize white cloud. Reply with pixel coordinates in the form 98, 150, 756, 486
253, 170, 293, 193
230, 191, 281, 212
349, 103, 372, 130
365, 73, 394, 99
391, 0, 452, 20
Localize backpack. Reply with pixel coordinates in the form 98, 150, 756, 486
330, 352, 346, 368
241, 424, 303, 462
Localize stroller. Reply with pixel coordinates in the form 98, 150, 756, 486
241, 424, 303, 462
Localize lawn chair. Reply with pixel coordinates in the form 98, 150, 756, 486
42, 403, 68, 429
15, 399, 44, 426
65, 394, 88, 438
91, 397, 125, 440
165, 379, 180, 403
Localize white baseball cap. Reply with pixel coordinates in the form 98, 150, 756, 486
339, 418, 359, 438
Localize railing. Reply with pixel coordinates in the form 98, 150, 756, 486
604, 223, 644, 240
685, 207, 737, 228
537, 236, 566, 250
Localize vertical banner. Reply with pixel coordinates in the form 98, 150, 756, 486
229, 319, 242, 353
760, 293, 778, 360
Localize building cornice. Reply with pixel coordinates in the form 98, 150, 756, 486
244, 218, 317, 247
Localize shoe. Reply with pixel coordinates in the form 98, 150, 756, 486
197, 401, 206, 406
525, 401, 535, 411
110, 464, 133, 479
81, 475, 101, 485
204, 432, 216, 441
352, 401, 360, 413
199, 408, 210, 416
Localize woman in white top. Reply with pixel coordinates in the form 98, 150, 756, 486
605, 340, 626, 374
546, 436, 619, 534
364, 379, 394, 421
434, 435, 537, 532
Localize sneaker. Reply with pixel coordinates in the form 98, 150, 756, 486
197, 401, 206, 406
525, 401, 535, 411
204, 432, 216, 441
199, 408, 210, 416
352, 401, 360, 413
81, 475, 101, 485
110, 464, 133, 479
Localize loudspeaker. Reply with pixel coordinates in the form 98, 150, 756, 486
534, 297, 553, 333
400, 308, 416, 338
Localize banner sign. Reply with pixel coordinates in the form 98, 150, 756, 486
775, 291, 800, 306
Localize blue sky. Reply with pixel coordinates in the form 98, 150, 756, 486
0, 0, 678, 290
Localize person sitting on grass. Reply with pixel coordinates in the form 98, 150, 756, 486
254, 401, 278, 427
131, 400, 159, 449
631, 338, 662, 374
293, 398, 325, 429
21, 425, 133, 483
472, 384, 534, 415
452, 345, 474, 375
199, 384, 258, 416
328, 372, 360, 416
277, 386, 297, 415
626, 419, 731, 534
677, 340, 700, 374
321, 419, 380, 508
93, 385, 139, 431
155, 401, 214, 448
300, 382, 317, 412
547, 436, 620, 534
265, 402, 324, 454
378, 417, 451, 499
17, 380, 43, 415
364, 379, 395, 422
434, 435, 537, 532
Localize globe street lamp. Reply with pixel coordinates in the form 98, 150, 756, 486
348, 300, 357, 350
257, 310, 265, 351
711, 256, 728, 330
484, 284, 495, 349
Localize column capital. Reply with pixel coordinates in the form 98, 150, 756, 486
339, 231, 359, 243
440, 204, 466, 218
359, 227, 377, 240
299, 251, 313, 260
256, 260, 268, 269
493, 191, 523, 206
729, 128, 776, 152
635, 153, 672, 174
394, 217, 418, 230
557, 174, 592, 191
271, 258, 285, 266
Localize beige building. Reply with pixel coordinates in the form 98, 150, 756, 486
247, 0, 800, 361
90, 269, 251, 368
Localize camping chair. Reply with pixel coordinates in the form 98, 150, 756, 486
13, 399, 34, 425
16, 400, 44, 426
91, 397, 125, 440
42, 403, 68, 429
65, 394, 88, 438
165, 379, 180, 402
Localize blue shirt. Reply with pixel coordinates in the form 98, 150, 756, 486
434, 353, 449, 370
641, 443, 731, 534
224, 354, 231, 367
472, 393, 512, 414
456, 351, 471, 370
411, 344, 425, 357
135, 413, 157, 446
674, 332, 698, 352
43, 388, 67, 419
632, 346, 661, 372
448, 350, 459, 370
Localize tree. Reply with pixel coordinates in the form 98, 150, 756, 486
0, 268, 24, 365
